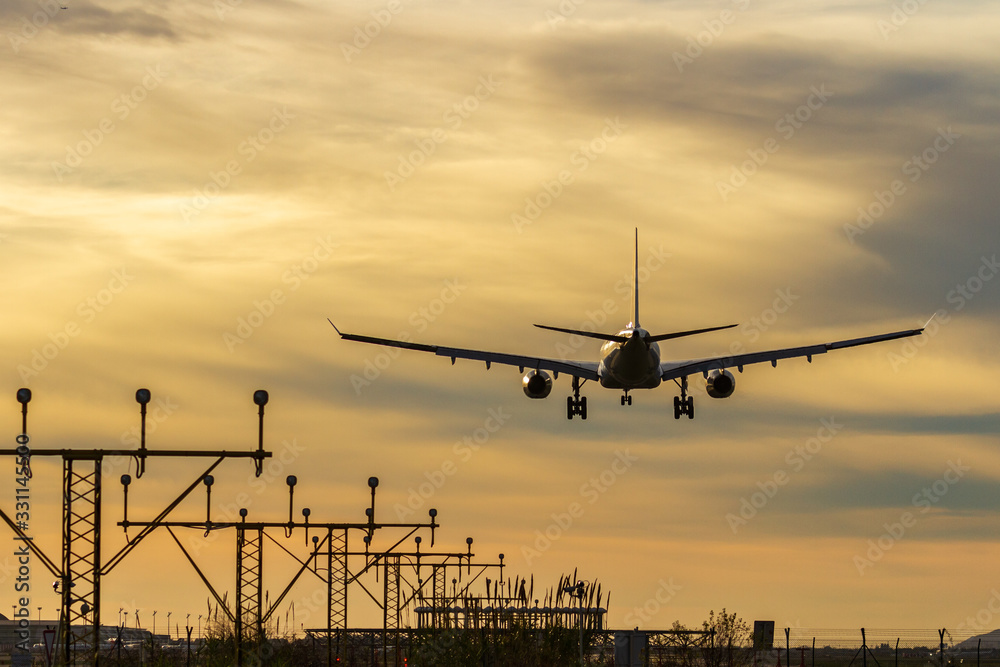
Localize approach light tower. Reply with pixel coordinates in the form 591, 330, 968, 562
0, 387, 274, 667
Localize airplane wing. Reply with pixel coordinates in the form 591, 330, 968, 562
660, 326, 925, 381
330, 321, 601, 381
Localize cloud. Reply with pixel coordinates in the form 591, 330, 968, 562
3, 0, 1000, 631
3, 0, 178, 40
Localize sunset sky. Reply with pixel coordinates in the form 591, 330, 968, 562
2, 0, 999, 637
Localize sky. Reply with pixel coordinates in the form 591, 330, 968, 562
1, 0, 999, 639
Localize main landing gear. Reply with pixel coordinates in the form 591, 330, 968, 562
567, 376, 588, 420
673, 376, 694, 420
621, 391, 632, 406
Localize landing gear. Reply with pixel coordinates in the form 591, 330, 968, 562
673, 395, 694, 419
621, 391, 632, 406
567, 376, 588, 420
673, 376, 694, 420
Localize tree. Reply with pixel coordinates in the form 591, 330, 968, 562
701, 609, 753, 667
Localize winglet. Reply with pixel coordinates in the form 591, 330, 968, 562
327, 318, 344, 336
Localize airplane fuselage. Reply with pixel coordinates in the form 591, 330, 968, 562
597, 327, 662, 390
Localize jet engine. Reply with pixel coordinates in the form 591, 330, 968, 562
706, 369, 736, 399
522, 369, 553, 399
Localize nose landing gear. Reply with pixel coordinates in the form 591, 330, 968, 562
620, 391, 632, 406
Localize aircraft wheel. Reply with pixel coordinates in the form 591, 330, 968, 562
567, 396, 574, 420
580, 397, 588, 420
687, 397, 695, 420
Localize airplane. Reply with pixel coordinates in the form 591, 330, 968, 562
330, 231, 925, 420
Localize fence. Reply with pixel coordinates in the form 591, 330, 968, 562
293, 627, 1000, 666
761, 628, 1000, 667
9, 626, 1000, 666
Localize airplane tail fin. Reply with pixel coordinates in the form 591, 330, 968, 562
631, 228, 639, 328
534, 230, 737, 344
